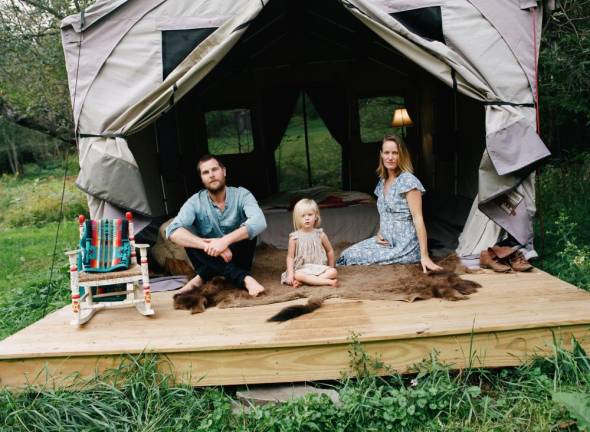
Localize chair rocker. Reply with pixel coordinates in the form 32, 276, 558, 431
65, 212, 154, 326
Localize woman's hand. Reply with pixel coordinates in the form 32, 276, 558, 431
376, 232, 390, 246
421, 256, 443, 273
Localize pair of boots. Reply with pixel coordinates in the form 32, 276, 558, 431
480, 246, 533, 273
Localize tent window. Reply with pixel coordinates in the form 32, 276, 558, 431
275, 93, 341, 191
359, 96, 407, 143
205, 109, 254, 155
161, 28, 216, 78
390, 7, 445, 44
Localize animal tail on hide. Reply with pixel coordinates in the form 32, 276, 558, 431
267, 297, 326, 323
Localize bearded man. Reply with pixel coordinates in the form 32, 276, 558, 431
166, 155, 266, 296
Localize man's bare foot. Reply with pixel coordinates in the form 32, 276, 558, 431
178, 275, 203, 293
244, 275, 265, 297
329, 279, 339, 288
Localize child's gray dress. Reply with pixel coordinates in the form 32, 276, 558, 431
337, 172, 425, 265
281, 228, 330, 284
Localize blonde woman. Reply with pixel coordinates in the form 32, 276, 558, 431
281, 199, 338, 287
337, 134, 442, 273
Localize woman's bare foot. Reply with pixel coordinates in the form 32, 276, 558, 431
244, 276, 265, 297
178, 275, 203, 293
329, 279, 339, 288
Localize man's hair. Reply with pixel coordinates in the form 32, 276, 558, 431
197, 154, 225, 174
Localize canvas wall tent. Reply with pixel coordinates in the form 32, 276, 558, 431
60, 0, 552, 256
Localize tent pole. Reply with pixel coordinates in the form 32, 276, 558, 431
451, 69, 459, 197
302, 91, 312, 187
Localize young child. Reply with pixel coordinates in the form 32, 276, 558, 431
281, 198, 338, 288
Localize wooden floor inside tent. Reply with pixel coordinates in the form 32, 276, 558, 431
1, 269, 590, 389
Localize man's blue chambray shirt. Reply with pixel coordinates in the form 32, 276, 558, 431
165, 186, 267, 241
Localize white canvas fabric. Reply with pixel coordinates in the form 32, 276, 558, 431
61, 0, 551, 252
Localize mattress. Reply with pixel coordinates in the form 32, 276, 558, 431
260, 204, 379, 249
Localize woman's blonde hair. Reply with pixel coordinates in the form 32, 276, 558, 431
376, 134, 414, 179
292, 198, 321, 230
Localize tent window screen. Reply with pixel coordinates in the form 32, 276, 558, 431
205, 109, 254, 155
359, 96, 406, 143
390, 7, 445, 44
161, 28, 216, 78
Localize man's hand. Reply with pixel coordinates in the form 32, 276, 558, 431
220, 248, 233, 263
204, 237, 230, 257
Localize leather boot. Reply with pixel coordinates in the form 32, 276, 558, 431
489, 245, 518, 260
508, 250, 533, 272
480, 248, 511, 272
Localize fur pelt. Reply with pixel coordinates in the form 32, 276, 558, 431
267, 297, 328, 322
266, 269, 481, 322
173, 276, 251, 314
171, 245, 482, 321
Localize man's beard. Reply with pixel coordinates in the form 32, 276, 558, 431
206, 178, 226, 193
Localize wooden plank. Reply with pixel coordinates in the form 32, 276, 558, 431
1, 324, 589, 389
1, 269, 590, 359
1, 269, 590, 389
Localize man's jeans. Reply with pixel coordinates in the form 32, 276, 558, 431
185, 238, 256, 289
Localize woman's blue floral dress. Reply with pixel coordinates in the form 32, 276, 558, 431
337, 172, 425, 265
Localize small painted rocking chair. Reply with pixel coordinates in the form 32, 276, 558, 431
65, 212, 154, 326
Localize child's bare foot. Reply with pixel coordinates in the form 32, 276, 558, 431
244, 276, 265, 297
329, 279, 339, 288
178, 275, 203, 293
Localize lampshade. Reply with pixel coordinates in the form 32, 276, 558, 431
391, 108, 413, 128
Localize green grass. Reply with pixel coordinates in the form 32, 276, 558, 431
0, 338, 588, 431
0, 158, 86, 228
0, 222, 75, 339
0, 156, 84, 339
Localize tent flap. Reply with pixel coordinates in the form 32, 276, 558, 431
478, 173, 536, 246
61, 0, 129, 32
487, 118, 550, 175
77, 137, 152, 216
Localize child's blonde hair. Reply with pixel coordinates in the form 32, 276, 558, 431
292, 198, 321, 230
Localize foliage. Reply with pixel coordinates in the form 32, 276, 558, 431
275, 113, 342, 191
359, 95, 405, 144
0, 337, 589, 431
0, 0, 94, 141
535, 152, 590, 290
0, 155, 85, 228
553, 392, 590, 431
0, 117, 65, 174
539, 0, 590, 152
0, 222, 78, 339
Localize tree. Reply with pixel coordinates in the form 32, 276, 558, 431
0, 0, 91, 143
539, 0, 590, 154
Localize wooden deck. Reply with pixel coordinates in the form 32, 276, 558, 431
1, 269, 590, 389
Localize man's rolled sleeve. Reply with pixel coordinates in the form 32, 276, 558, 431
165, 199, 198, 239
241, 189, 267, 239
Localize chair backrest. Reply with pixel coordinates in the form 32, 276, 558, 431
78, 218, 131, 273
